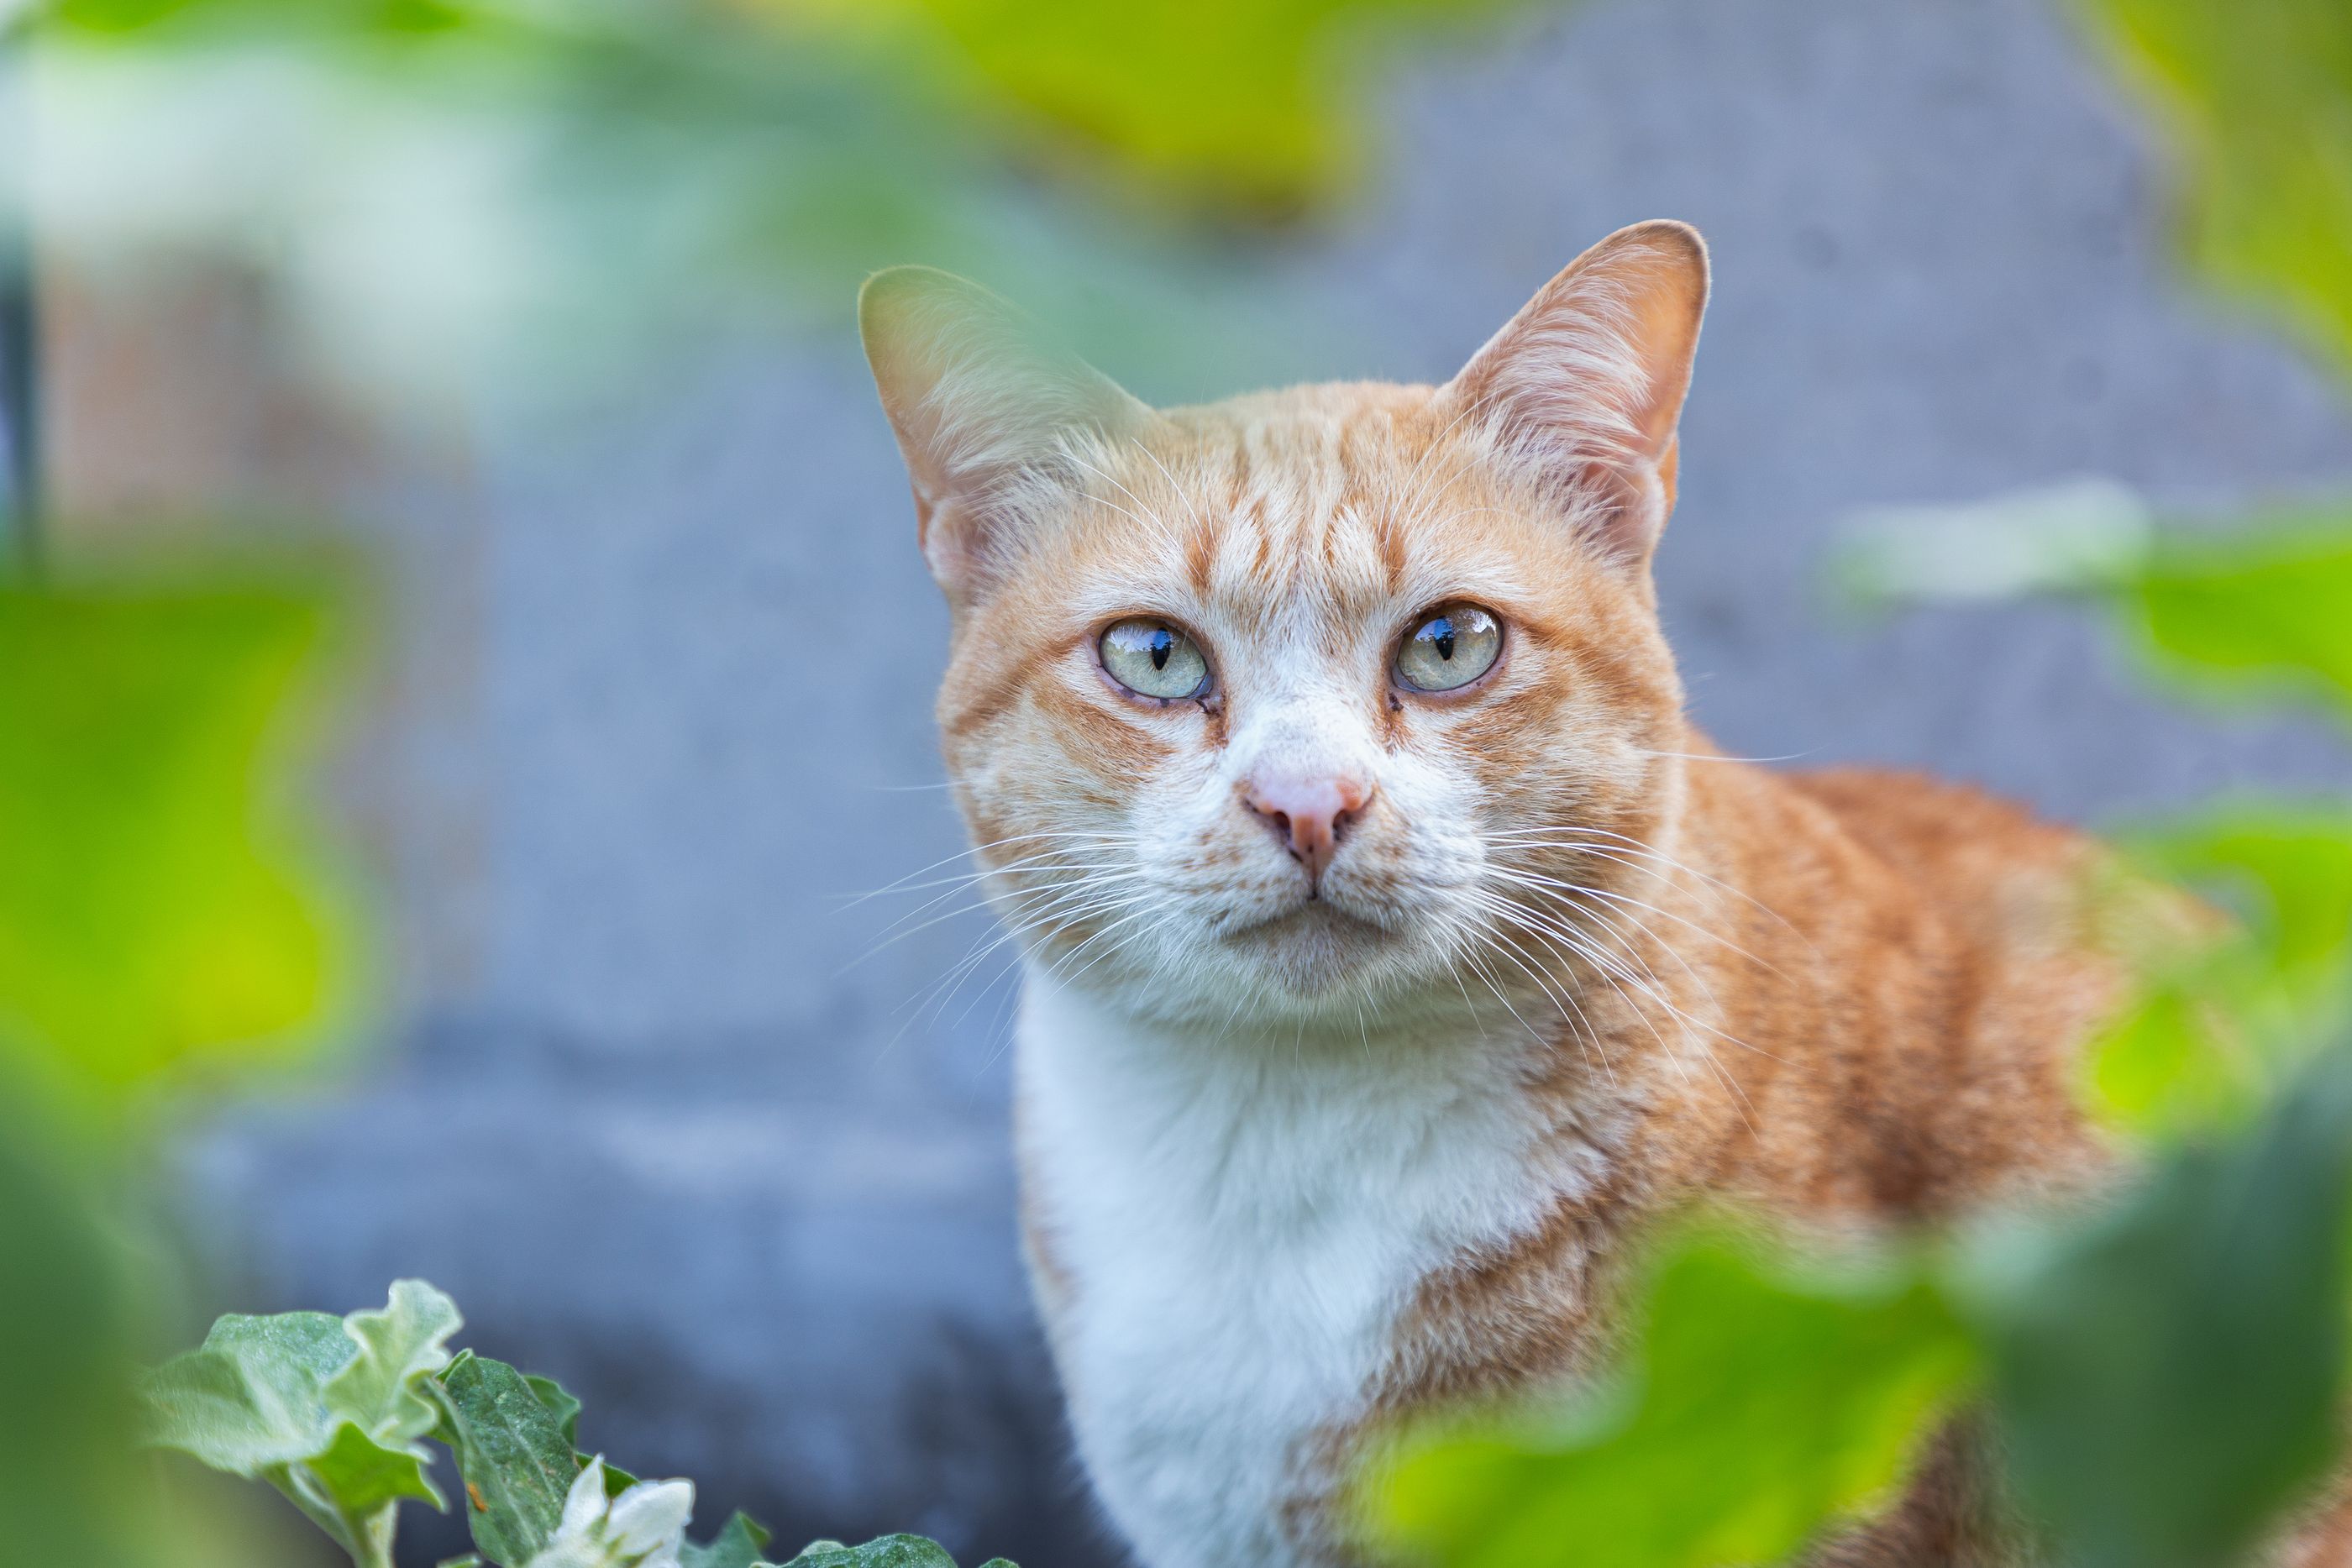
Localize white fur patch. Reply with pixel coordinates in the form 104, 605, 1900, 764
1017, 975, 1607, 1568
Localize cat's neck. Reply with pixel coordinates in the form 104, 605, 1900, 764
1014, 967, 1634, 1230
1012, 967, 1632, 1568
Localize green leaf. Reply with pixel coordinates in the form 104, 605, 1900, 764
808, 0, 1542, 215
2142, 810, 2352, 1011
1830, 487, 2352, 732
516, 1370, 643, 1494
526, 1374, 584, 1450
2122, 522, 2352, 722
782, 1539, 960, 1568
1968, 1051, 2352, 1568
2089, 807, 2352, 1135
681, 1510, 773, 1568
432, 1350, 583, 1565
306, 1419, 447, 1515
325, 1279, 465, 1446
1363, 1230, 1977, 1568
0, 574, 346, 1118
2073, 0, 2352, 376
141, 1284, 466, 1563
141, 1282, 461, 1489
142, 1310, 356, 1476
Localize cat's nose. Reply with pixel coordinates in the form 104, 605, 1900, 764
1243, 774, 1374, 887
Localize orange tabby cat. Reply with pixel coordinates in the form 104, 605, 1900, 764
858, 223, 2309, 1566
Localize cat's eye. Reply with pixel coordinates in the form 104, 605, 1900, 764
1100, 618, 1212, 702
1395, 605, 1503, 693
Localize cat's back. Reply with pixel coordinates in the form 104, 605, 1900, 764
1779, 765, 2097, 930
1669, 759, 2125, 1217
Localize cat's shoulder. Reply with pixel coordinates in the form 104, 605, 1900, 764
1776, 764, 2092, 872
1765, 763, 2120, 1000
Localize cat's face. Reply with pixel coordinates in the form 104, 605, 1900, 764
864, 223, 1709, 1031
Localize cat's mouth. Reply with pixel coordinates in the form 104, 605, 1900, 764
1214, 898, 1405, 987
1217, 890, 1395, 936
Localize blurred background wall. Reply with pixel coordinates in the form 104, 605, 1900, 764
29, 0, 2352, 1562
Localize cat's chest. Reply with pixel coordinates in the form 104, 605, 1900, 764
1015, 979, 1596, 1568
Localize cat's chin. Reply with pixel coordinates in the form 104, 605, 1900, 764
1218, 900, 1407, 997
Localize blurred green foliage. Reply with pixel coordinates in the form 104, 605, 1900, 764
2075, 0, 2352, 374
13, 0, 1538, 411
774, 0, 1525, 216
0, 568, 349, 1567
34, 0, 1524, 214
1970, 1057, 2352, 1568
0, 576, 344, 1119
0, 1116, 150, 1566
2088, 805, 2352, 1136
1370, 1236, 1976, 1568
2128, 522, 2352, 716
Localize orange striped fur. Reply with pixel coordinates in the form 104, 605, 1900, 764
856, 223, 2260, 1567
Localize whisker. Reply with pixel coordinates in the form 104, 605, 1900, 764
1459, 941, 1567, 1062
1486, 825, 1811, 948
843, 830, 1138, 908
1065, 450, 1184, 547
1478, 884, 1784, 1067
897, 884, 1147, 1037
847, 868, 1146, 973
1466, 896, 1620, 1083
1131, 441, 1215, 540
1483, 863, 1782, 978
1633, 747, 1819, 765
1473, 890, 1672, 1083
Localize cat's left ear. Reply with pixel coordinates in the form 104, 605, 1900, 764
859, 265, 1155, 605
1444, 220, 1709, 570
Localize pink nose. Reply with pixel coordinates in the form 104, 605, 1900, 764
1244, 774, 1373, 886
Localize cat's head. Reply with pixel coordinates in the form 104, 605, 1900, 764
861, 222, 1708, 1032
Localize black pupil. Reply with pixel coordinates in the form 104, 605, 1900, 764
1148, 628, 1173, 671
1430, 617, 1456, 661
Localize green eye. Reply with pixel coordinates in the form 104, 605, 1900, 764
1396, 605, 1503, 693
1100, 618, 1211, 701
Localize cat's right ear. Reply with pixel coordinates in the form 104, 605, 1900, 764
859, 266, 1152, 602
1443, 221, 1709, 573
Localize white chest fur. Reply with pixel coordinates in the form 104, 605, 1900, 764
1015, 976, 1603, 1568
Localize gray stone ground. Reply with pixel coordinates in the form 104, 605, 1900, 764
181, 0, 2352, 1563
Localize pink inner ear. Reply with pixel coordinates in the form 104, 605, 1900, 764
861, 265, 1158, 606
1447, 223, 1708, 567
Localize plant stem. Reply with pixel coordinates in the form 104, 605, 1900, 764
355, 1502, 400, 1568
269, 1464, 400, 1568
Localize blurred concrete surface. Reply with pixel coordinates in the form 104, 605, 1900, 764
181, 0, 2352, 1563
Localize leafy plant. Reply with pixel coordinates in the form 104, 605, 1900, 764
141, 1281, 1021, 1568
1370, 1234, 1978, 1568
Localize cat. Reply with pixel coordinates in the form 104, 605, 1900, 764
853, 222, 2210, 1566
